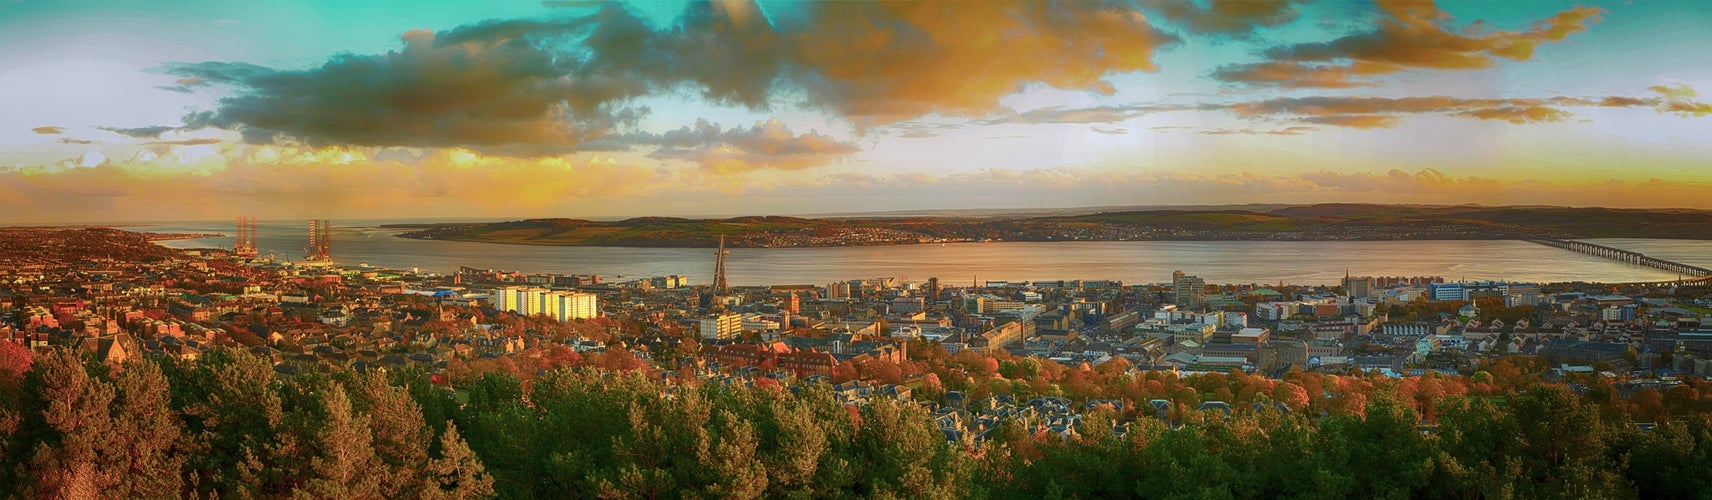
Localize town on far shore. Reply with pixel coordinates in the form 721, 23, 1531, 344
5, 225, 1712, 441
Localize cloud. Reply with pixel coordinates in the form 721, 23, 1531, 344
1150, 0, 1306, 36
1226, 86, 1712, 128
781, 1, 1179, 123
641, 118, 859, 173
31, 126, 65, 135
78, 151, 108, 168
1211, 61, 1387, 89
1449, 105, 1571, 124
1200, 126, 1318, 135
724, 167, 1712, 212
1299, 115, 1401, 128
1214, 0, 1604, 88
159, 76, 210, 93
98, 125, 180, 138
166, 21, 648, 156
145, 138, 225, 146
983, 104, 1193, 125
0, 144, 664, 222
161, 1, 1178, 153
57, 138, 100, 145
1648, 84, 1712, 117
9, 157, 1712, 222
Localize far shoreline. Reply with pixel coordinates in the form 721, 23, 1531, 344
385, 233, 1712, 249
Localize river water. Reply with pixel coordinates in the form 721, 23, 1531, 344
138, 220, 1712, 286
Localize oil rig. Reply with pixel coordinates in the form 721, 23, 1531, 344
233, 216, 258, 258
304, 219, 332, 263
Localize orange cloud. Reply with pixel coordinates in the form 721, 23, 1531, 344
1151, 0, 1306, 36
0, 145, 664, 222
1450, 106, 1571, 124
1649, 84, 1712, 117
10, 160, 1712, 222
1301, 114, 1401, 128
1215, 0, 1604, 87
30, 126, 65, 135
733, 168, 1712, 212
786, 1, 1178, 123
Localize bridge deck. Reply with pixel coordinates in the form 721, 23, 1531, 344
1523, 237, 1712, 285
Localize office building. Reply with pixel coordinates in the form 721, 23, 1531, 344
1342, 274, 1376, 299
1173, 271, 1206, 308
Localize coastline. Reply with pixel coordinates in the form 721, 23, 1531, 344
388, 233, 1571, 249
144, 232, 225, 242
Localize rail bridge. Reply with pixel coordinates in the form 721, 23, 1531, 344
1524, 237, 1712, 285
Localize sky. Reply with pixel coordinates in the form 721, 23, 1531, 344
3, 0, 1712, 223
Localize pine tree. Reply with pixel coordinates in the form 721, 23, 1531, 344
296, 384, 384, 499
424, 422, 495, 499
352, 373, 430, 497
21, 350, 121, 497
110, 360, 185, 498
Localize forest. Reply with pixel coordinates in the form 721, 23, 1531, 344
1, 341, 1710, 499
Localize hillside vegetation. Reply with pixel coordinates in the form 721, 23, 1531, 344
387, 205, 1712, 247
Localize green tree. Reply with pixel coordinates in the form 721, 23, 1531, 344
297, 384, 385, 498
110, 360, 186, 498
350, 372, 431, 497
424, 421, 496, 499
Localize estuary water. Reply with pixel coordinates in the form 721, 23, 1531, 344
138, 220, 1712, 286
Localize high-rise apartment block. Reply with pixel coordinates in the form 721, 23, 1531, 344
493, 286, 598, 322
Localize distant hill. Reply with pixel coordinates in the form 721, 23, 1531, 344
386, 205, 1712, 247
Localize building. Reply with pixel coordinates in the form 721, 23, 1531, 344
1428, 282, 1465, 302
544, 291, 599, 321
700, 313, 743, 340
971, 321, 1024, 353
649, 275, 687, 289
1233, 328, 1271, 344
960, 295, 986, 314
889, 297, 925, 314
492, 286, 542, 317
827, 281, 851, 300
1173, 271, 1206, 308
493, 286, 598, 322
1342, 275, 1376, 299
1601, 305, 1635, 322
1270, 339, 1309, 371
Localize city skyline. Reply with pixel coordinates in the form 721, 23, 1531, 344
5, 0, 1712, 223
